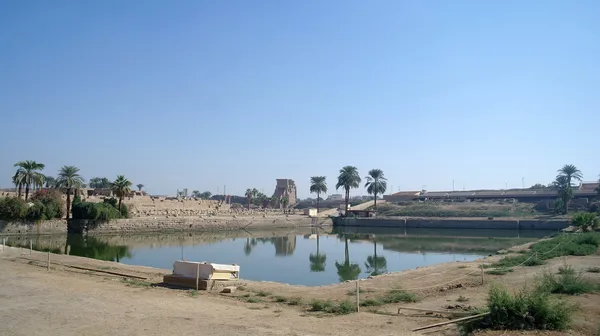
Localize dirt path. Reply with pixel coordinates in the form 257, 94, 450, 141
0, 254, 421, 336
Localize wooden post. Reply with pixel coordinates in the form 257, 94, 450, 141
195, 263, 200, 291
47, 251, 50, 271
66, 245, 71, 255
30, 240, 32, 255
480, 264, 485, 285
355, 280, 360, 312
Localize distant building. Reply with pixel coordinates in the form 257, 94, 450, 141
327, 194, 344, 201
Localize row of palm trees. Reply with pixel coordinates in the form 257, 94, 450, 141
11, 160, 133, 218
310, 166, 388, 214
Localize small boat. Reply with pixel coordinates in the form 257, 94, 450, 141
163, 261, 240, 289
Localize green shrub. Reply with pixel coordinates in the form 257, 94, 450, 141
587, 267, 600, 273
287, 297, 302, 305
557, 265, 577, 275
72, 201, 122, 221
0, 196, 27, 220
309, 299, 334, 312
381, 288, 418, 304
486, 268, 513, 275
25, 201, 46, 220
30, 189, 64, 219
536, 270, 598, 295
460, 284, 574, 333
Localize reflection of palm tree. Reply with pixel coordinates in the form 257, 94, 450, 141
274, 236, 296, 256
365, 240, 387, 276
335, 237, 361, 282
309, 234, 327, 272
243, 238, 258, 255
66, 235, 131, 262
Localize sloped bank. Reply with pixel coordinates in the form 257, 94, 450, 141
67, 216, 317, 234
331, 217, 571, 230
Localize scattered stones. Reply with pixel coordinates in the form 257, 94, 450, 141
221, 287, 236, 294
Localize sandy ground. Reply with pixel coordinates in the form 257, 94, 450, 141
1, 241, 599, 336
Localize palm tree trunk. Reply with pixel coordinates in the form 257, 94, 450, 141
374, 191, 377, 209
25, 184, 30, 201
317, 234, 320, 255
316, 191, 320, 213
344, 237, 349, 262
344, 188, 350, 216
17, 184, 22, 198
66, 188, 71, 219
118, 197, 122, 211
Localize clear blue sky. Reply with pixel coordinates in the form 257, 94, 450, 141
1, 0, 599, 198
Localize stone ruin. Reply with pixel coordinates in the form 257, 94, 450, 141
272, 179, 297, 208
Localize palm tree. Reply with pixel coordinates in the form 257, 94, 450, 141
136, 184, 144, 191
12, 171, 24, 198
44, 176, 57, 189
192, 190, 200, 198
56, 166, 85, 219
111, 175, 132, 211
200, 191, 212, 200
364, 169, 387, 209
309, 234, 327, 272
281, 195, 289, 213
557, 164, 583, 186
571, 212, 599, 232
336, 166, 361, 215
335, 236, 361, 282
309, 176, 327, 213
245, 188, 253, 210
364, 240, 387, 276
13, 160, 46, 200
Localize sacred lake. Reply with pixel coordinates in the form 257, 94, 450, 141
2, 227, 557, 286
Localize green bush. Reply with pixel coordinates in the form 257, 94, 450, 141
536, 270, 598, 295
30, 189, 64, 219
72, 201, 122, 221
460, 284, 574, 334
0, 197, 28, 220
25, 201, 46, 220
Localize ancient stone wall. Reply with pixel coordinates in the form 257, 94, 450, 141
0, 220, 67, 235
68, 216, 315, 234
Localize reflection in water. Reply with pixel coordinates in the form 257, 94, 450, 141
66, 235, 131, 262
365, 240, 387, 276
335, 236, 361, 282
6, 228, 552, 286
309, 234, 327, 272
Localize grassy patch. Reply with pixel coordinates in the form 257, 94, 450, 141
587, 266, 600, 273
287, 297, 302, 306
458, 265, 469, 269
489, 233, 600, 269
189, 290, 199, 297
121, 278, 152, 287
536, 270, 599, 295
273, 296, 287, 303
486, 268, 514, 275
241, 293, 251, 298
309, 299, 355, 315
459, 284, 574, 334
346, 288, 374, 295
255, 290, 271, 297
245, 297, 262, 303
359, 288, 418, 307
558, 265, 577, 275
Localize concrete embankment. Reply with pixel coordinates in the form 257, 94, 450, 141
67, 216, 317, 234
332, 217, 571, 231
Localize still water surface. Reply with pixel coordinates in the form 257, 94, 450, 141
9, 228, 555, 286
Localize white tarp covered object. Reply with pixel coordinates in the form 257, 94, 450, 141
173, 261, 240, 280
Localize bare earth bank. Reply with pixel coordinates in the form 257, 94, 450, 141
1, 242, 599, 336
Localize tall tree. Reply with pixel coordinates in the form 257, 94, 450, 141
364, 169, 387, 209
200, 191, 212, 200
136, 184, 144, 191
13, 160, 46, 201
111, 175, 132, 211
245, 188, 253, 210
335, 166, 361, 216
44, 176, 57, 189
309, 176, 328, 213
89, 177, 112, 188
12, 171, 23, 198
557, 164, 583, 186
56, 166, 85, 219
